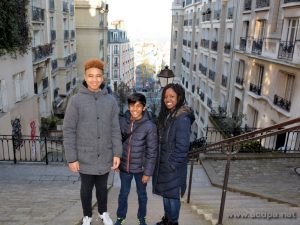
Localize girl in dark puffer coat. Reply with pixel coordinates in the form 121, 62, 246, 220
115, 93, 158, 225
153, 84, 195, 225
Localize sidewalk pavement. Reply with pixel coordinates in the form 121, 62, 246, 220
201, 156, 300, 206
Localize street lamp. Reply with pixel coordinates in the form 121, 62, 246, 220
157, 66, 174, 88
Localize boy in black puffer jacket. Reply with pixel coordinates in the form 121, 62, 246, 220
114, 93, 158, 225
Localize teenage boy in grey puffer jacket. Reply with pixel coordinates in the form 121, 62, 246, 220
63, 58, 122, 225
114, 93, 158, 225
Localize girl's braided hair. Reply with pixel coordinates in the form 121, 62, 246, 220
158, 83, 186, 125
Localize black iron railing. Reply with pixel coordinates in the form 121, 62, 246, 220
256, 0, 269, 8
284, 0, 300, 3
211, 40, 218, 51
188, 117, 300, 225
274, 94, 291, 112
209, 70, 215, 81
249, 83, 262, 95
278, 41, 294, 60
240, 37, 247, 51
252, 38, 263, 55
244, 0, 252, 10
0, 135, 64, 164
236, 76, 244, 85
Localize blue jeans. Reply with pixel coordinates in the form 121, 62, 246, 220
163, 197, 181, 223
116, 171, 147, 219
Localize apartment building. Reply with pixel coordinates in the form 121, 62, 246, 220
50, 0, 78, 116
171, 0, 300, 142
75, 0, 108, 79
170, 0, 237, 138
108, 21, 135, 90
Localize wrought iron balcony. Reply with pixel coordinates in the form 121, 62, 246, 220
32, 6, 45, 22
236, 76, 244, 85
274, 94, 291, 112
209, 70, 215, 81
64, 55, 72, 67
222, 75, 228, 87
211, 40, 218, 51
252, 38, 263, 55
278, 41, 294, 60
240, 37, 247, 51
32, 43, 52, 62
256, 0, 269, 8
71, 53, 77, 63
249, 83, 262, 95
284, 0, 300, 3
244, 0, 252, 10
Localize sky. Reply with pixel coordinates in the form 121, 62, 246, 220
106, 0, 173, 43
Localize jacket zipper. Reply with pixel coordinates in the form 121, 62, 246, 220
126, 121, 134, 172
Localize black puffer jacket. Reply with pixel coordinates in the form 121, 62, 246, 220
153, 106, 195, 199
119, 110, 158, 176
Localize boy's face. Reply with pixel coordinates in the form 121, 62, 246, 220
84, 67, 103, 92
129, 101, 146, 121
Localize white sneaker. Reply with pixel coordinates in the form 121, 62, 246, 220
99, 212, 113, 225
82, 216, 92, 225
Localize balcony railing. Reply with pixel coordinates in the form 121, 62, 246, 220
256, 0, 269, 8
32, 43, 52, 62
211, 40, 218, 51
64, 55, 71, 67
249, 83, 262, 95
71, 53, 77, 63
209, 70, 215, 81
284, 0, 300, 3
236, 76, 244, 86
240, 37, 247, 51
222, 75, 228, 87
32, 6, 45, 22
274, 94, 291, 112
244, 0, 252, 10
278, 41, 294, 60
252, 38, 263, 55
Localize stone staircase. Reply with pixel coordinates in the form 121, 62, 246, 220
183, 164, 300, 225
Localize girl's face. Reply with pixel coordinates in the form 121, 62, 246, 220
164, 88, 178, 111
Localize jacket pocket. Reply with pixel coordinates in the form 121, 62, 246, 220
77, 146, 96, 164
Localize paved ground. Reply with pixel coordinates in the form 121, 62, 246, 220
201, 157, 300, 206
0, 157, 299, 225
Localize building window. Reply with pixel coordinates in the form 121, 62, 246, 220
0, 80, 8, 112
13, 72, 27, 102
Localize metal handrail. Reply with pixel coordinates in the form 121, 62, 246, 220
187, 117, 300, 225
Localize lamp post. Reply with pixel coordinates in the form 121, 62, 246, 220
157, 65, 174, 88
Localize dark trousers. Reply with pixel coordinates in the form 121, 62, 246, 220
116, 171, 147, 220
80, 172, 109, 217
163, 197, 181, 223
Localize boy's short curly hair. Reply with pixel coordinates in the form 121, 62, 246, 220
84, 58, 104, 71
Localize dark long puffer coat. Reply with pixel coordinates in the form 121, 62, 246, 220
119, 110, 158, 176
152, 106, 195, 199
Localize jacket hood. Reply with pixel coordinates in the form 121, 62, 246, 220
78, 82, 108, 96
173, 105, 195, 124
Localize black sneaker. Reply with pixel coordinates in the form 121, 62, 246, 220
156, 216, 168, 225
